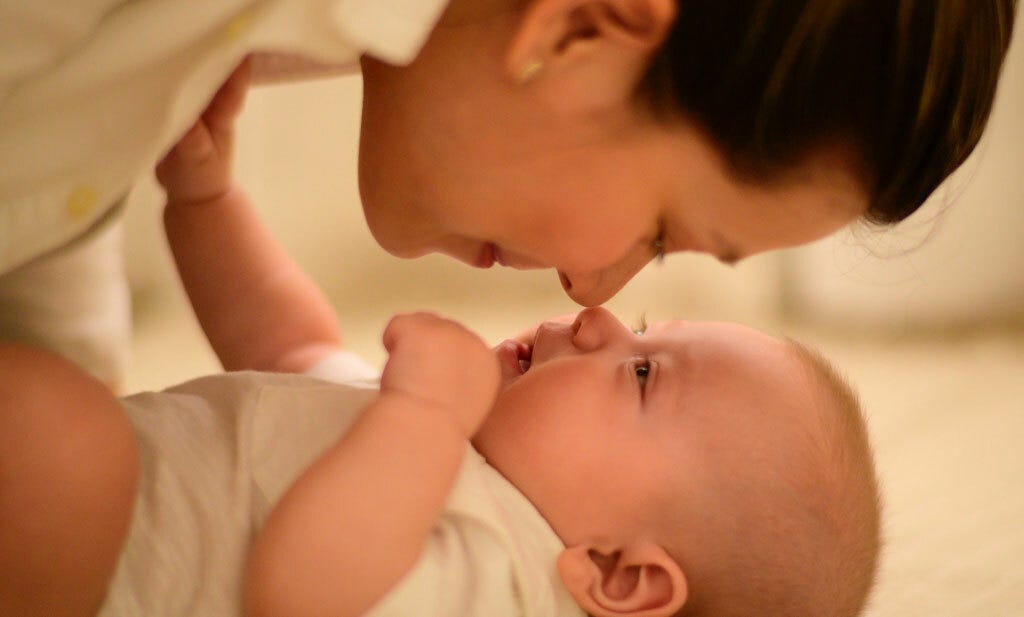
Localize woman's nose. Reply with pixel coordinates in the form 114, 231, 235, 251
558, 254, 650, 307
571, 307, 628, 351
559, 271, 627, 307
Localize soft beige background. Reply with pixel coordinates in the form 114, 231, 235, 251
122, 22, 1023, 617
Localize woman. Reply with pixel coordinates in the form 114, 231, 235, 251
1, 1, 1016, 302
0, 2, 1017, 612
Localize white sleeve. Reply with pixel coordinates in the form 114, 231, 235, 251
0, 0, 125, 101
366, 517, 523, 617
301, 349, 379, 384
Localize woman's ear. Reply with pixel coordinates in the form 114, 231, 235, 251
557, 541, 687, 617
504, 0, 676, 108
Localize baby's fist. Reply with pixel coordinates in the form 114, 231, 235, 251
156, 60, 249, 205
380, 312, 499, 437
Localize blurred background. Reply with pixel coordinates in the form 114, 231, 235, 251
121, 20, 1022, 617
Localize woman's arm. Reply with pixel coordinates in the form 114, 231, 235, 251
158, 61, 341, 373
245, 313, 500, 617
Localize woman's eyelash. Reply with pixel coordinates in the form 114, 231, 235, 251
652, 234, 665, 263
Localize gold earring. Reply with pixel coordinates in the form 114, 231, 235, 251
517, 58, 544, 83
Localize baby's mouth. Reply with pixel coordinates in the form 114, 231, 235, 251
496, 339, 533, 381
518, 341, 532, 374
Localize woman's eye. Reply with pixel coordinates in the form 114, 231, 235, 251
651, 234, 665, 263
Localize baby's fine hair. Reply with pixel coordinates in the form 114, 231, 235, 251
640, 0, 1017, 225
675, 340, 882, 617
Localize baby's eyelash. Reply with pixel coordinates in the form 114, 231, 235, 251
633, 358, 652, 393
632, 314, 648, 336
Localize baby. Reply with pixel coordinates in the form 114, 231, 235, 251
83, 306, 878, 617
0, 68, 880, 617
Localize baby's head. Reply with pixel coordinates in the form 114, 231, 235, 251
474, 307, 880, 617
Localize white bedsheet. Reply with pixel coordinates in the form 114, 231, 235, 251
815, 333, 1024, 617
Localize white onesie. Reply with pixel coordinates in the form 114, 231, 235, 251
99, 351, 584, 617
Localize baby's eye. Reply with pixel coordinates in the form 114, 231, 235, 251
633, 358, 651, 392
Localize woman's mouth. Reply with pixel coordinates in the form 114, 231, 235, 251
475, 243, 496, 268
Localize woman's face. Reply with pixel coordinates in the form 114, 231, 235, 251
357, 5, 869, 307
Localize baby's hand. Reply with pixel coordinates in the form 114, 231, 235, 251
156, 59, 250, 205
380, 312, 500, 437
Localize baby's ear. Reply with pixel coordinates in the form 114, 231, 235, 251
557, 542, 687, 617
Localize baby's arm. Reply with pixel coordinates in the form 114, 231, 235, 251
157, 60, 340, 373
245, 313, 500, 617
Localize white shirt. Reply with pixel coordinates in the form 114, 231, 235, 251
0, 0, 448, 272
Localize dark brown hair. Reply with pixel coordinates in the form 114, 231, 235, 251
642, 0, 1017, 224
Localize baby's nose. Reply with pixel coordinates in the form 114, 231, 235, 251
572, 307, 627, 351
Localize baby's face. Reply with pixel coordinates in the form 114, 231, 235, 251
473, 307, 816, 544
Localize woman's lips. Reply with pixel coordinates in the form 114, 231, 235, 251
495, 247, 548, 270
475, 243, 496, 268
